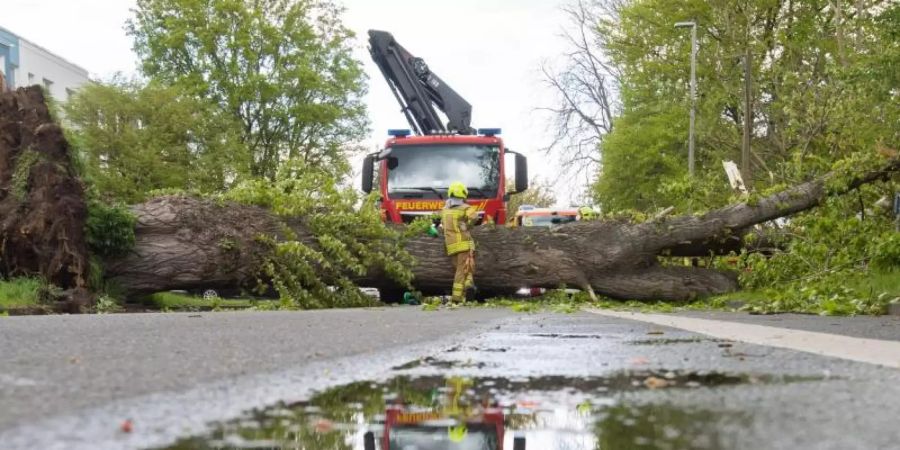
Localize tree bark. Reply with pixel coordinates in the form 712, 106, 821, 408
101, 157, 898, 301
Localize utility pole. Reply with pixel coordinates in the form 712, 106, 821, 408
742, 50, 752, 187
675, 21, 697, 177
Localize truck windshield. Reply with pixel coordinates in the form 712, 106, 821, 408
386, 144, 500, 199
389, 425, 498, 450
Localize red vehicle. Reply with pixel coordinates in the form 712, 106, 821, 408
361, 30, 527, 224
377, 405, 508, 450
362, 377, 526, 450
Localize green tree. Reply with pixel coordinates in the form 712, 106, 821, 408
579, 0, 899, 313
506, 177, 557, 219
593, 104, 689, 212
592, 0, 897, 213
128, 0, 369, 180
65, 78, 249, 203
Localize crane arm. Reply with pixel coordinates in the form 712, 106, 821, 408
368, 30, 475, 135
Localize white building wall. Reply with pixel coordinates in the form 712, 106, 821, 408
14, 36, 89, 101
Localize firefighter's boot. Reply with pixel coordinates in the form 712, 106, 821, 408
464, 285, 477, 303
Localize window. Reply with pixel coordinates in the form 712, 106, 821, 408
42, 78, 53, 92
28, 73, 34, 84
65, 88, 74, 100
386, 144, 501, 199
390, 425, 498, 450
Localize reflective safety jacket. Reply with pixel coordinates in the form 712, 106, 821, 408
441, 202, 479, 255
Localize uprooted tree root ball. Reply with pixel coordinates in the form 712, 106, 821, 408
0, 87, 91, 310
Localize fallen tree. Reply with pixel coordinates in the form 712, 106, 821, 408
2, 87, 897, 306
101, 157, 896, 301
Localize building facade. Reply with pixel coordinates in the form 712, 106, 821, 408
0, 25, 89, 100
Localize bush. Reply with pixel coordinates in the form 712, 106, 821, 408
85, 199, 137, 258
737, 192, 900, 315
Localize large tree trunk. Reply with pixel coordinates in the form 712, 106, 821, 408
2, 86, 897, 304
102, 155, 897, 301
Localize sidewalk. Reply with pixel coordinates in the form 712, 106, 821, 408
670, 311, 900, 341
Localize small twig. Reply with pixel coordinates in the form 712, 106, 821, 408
582, 283, 599, 302
650, 206, 675, 222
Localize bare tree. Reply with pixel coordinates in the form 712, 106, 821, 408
539, 0, 623, 181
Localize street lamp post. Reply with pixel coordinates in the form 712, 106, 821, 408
675, 21, 697, 177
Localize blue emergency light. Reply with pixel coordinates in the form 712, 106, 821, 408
387, 129, 412, 137
478, 128, 502, 136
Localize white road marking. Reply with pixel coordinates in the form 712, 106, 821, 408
587, 309, 900, 369
0, 374, 40, 387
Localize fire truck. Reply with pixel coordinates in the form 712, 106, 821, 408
362, 377, 526, 450
361, 30, 528, 225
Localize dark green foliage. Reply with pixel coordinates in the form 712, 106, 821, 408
569, 0, 900, 313
594, 0, 898, 214
128, 0, 369, 180
65, 79, 249, 204
85, 199, 136, 258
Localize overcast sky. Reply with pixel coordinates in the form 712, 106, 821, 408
3, 0, 589, 204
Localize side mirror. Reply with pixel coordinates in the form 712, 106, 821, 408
515, 153, 528, 193
361, 155, 374, 193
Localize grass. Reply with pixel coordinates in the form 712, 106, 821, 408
716, 269, 900, 315
0, 278, 45, 310
844, 269, 900, 298
707, 290, 771, 305
144, 291, 258, 311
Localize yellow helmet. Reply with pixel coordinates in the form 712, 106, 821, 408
448, 182, 468, 199
448, 425, 468, 442
579, 206, 596, 220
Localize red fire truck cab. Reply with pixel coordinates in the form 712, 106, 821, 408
363, 404, 526, 450
362, 129, 527, 225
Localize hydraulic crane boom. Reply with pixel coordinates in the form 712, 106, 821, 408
368, 30, 475, 135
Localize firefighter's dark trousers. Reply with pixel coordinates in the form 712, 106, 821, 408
450, 250, 475, 302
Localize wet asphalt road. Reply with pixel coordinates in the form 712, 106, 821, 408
1, 308, 899, 449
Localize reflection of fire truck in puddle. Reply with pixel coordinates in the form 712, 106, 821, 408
364, 378, 525, 450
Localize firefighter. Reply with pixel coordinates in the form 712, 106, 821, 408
442, 181, 479, 303
578, 206, 597, 221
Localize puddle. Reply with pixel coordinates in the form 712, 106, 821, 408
392, 357, 492, 370
159, 369, 818, 450
529, 333, 606, 339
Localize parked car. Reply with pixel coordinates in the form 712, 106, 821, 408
510, 206, 578, 228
